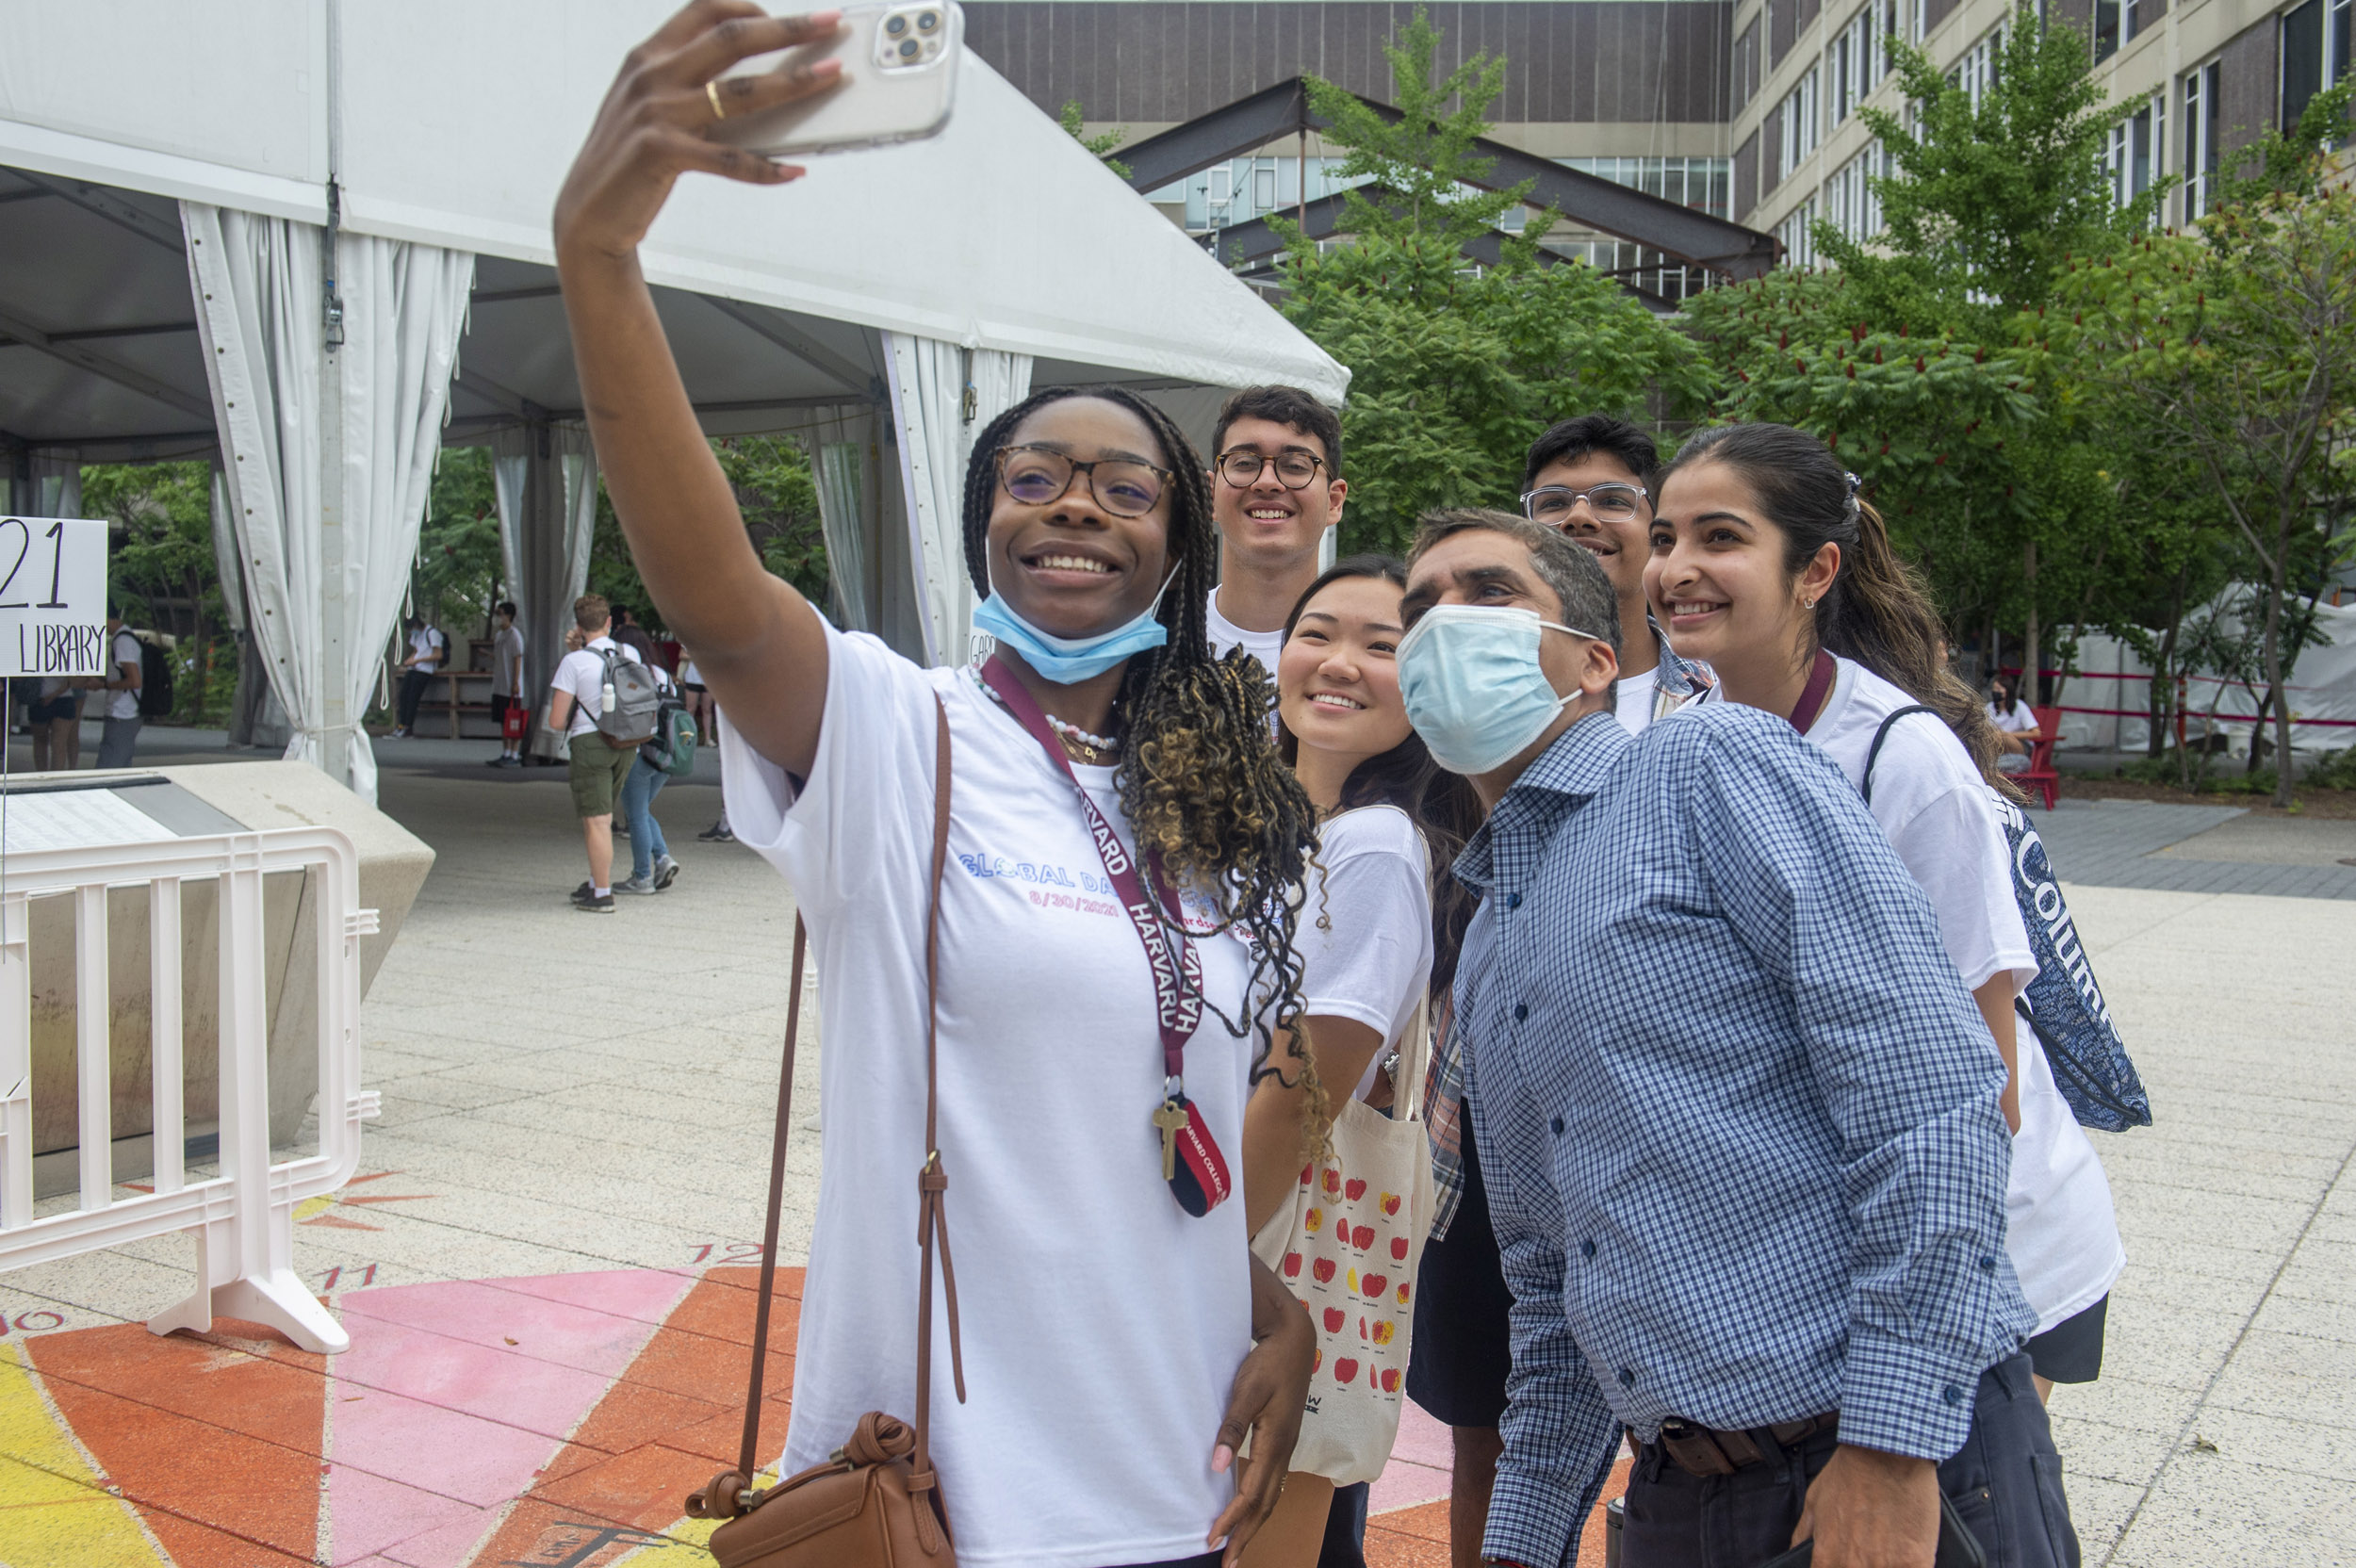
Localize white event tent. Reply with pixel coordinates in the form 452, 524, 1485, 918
0, 0, 1348, 798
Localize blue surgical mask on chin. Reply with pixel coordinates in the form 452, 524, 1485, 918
972, 567, 1178, 684
1396, 605, 1603, 775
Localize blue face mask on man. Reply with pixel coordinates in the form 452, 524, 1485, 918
1396, 604, 1604, 775
971, 565, 1179, 685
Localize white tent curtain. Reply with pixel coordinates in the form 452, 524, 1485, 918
184, 204, 472, 801
815, 438, 869, 633
11, 454, 81, 521
491, 423, 599, 761
884, 334, 1032, 668
208, 464, 243, 635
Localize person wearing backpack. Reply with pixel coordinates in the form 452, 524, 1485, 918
390, 613, 448, 738
1647, 422, 2124, 1403
547, 593, 648, 914
94, 604, 145, 769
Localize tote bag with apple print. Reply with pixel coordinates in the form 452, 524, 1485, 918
1249, 999, 1437, 1487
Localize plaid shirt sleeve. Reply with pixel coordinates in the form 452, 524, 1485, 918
1468, 1037, 1623, 1568
1421, 993, 1468, 1240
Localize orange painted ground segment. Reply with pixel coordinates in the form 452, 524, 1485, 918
0, 1263, 1623, 1567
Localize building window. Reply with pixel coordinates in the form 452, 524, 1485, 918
1832, 6, 1881, 123
1951, 25, 2002, 110
2107, 93, 2165, 216
1876, 0, 1904, 71
2183, 61, 2220, 220
1146, 156, 1369, 234
1777, 197, 1822, 267
1555, 156, 1735, 300
1827, 145, 1885, 241
1778, 70, 1823, 181
2093, 0, 2119, 62
2282, 0, 2353, 132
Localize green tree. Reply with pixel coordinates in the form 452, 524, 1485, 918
417, 445, 504, 639
1271, 10, 1703, 553
2051, 180, 2356, 806
589, 436, 829, 633
83, 460, 229, 722
1686, 5, 2167, 681
1058, 101, 1130, 181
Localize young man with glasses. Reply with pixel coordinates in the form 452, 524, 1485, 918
1519, 416, 1710, 734
1203, 385, 1348, 680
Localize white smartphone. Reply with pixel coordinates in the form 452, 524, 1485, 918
708, 2, 962, 159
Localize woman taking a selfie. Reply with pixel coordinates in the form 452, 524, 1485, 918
554, 8, 1319, 1565
1235, 557, 1479, 1567
1645, 423, 2122, 1401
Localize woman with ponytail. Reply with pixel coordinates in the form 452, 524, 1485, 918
552, 12, 1318, 1561
1646, 422, 2122, 1398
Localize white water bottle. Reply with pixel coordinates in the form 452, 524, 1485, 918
601, 677, 616, 715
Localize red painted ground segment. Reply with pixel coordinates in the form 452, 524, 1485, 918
5, 1265, 1621, 1567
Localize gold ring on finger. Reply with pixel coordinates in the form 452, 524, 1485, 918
707, 79, 727, 121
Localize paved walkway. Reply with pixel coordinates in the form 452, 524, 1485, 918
0, 734, 2349, 1564
2032, 799, 2356, 901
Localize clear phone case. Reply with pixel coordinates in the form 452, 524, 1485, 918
708, 1, 962, 158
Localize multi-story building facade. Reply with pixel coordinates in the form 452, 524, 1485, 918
965, 0, 2348, 273
1736, 0, 2351, 259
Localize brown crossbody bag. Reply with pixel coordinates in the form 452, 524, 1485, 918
684, 697, 965, 1567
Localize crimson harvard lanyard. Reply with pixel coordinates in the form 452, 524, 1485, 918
979, 655, 1233, 1217
1788, 649, 1839, 734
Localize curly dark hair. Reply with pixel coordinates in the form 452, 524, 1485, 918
961, 384, 1320, 1086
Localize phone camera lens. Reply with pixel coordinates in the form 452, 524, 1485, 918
897, 36, 920, 57
885, 13, 908, 34
917, 9, 939, 28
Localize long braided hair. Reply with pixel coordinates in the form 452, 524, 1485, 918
962, 384, 1320, 1086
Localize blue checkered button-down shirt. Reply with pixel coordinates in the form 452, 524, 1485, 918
1460, 707, 2033, 1568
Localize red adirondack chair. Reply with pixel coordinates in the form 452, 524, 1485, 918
2019, 705, 2062, 810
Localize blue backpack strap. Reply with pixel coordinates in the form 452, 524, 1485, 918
1860, 705, 1940, 807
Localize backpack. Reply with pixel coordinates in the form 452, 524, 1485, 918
654, 699, 699, 778
589, 647, 663, 748
136, 634, 173, 718
1864, 706, 2152, 1133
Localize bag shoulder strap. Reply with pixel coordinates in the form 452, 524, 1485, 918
731, 695, 962, 1496
1860, 704, 1939, 807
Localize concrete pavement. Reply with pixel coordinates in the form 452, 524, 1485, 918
0, 730, 2350, 1564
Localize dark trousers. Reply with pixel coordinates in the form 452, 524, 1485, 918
1621, 1354, 2079, 1568
397, 667, 434, 729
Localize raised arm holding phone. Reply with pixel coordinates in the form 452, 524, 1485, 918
553, 9, 1319, 1564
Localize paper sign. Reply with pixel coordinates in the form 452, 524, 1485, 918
0, 516, 110, 678
0, 788, 173, 853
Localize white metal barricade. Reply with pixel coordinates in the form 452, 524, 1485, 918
0, 827, 380, 1352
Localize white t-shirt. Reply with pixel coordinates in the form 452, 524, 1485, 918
1989, 698, 2037, 774
1205, 586, 1286, 675
408, 626, 445, 673
551, 637, 639, 737
107, 630, 141, 721
721, 623, 1268, 1568
1797, 659, 2123, 1333
1612, 665, 1660, 736
1298, 806, 1432, 1102
491, 625, 525, 697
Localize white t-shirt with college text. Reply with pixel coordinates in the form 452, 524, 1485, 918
1797, 659, 2123, 1333
551, 637, 639, 738
720, 622, 1270, 1568
107, 630, 142, 721
1299, 806, 1432, 1102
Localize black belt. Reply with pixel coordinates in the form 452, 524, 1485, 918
1644, 1413, 1838, 1477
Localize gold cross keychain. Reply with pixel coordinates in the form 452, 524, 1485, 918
1152, 1098, 1189, 1181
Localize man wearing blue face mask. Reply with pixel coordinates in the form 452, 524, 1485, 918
1396, 509, 2069, 1568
